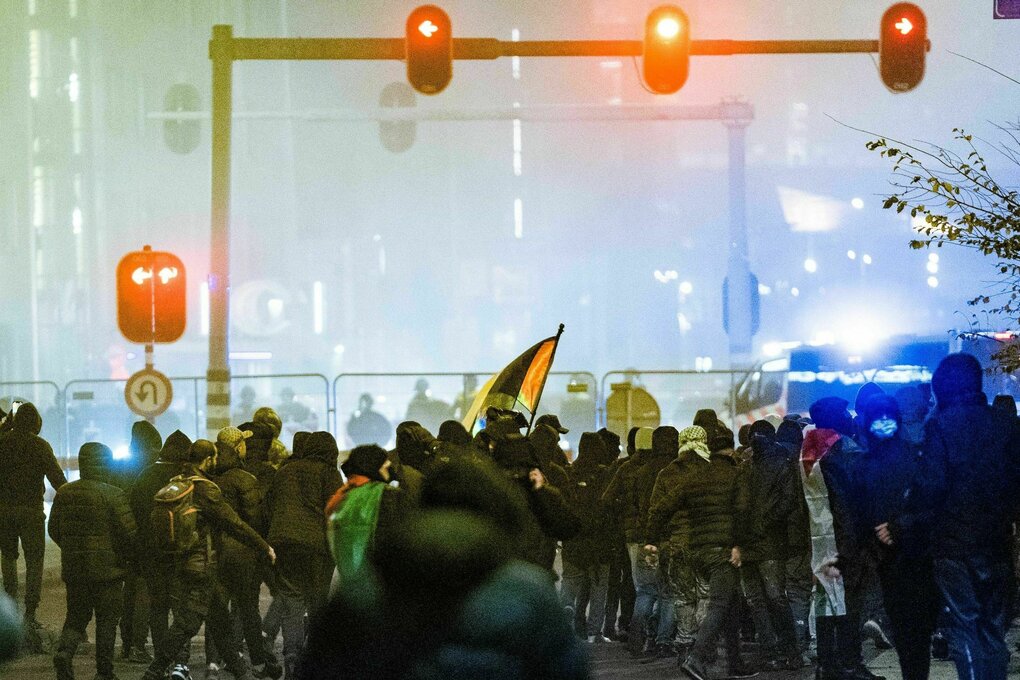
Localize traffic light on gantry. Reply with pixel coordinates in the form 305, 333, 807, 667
643, 5, 690, 95
117, 248, 187, 344
880, 3, 927, 93
406, 5, 453, 95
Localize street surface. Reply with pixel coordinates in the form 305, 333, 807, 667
4, 542, 1020, 679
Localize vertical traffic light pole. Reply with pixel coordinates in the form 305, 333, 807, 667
207, 25, 234, 439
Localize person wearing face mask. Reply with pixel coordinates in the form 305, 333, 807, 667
852, 394, 938, 680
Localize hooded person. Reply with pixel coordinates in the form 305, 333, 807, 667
851, 394, 937, 680
601, 427, 653, 654
0, 401, 66, 628
645, 426, 754, 678
267, 431, 344, 676
693, 410, 720, 441
299, 460, 589, 680
734, 420, 803, 670
115, 420, 162, 662
239, 420, 280, 491
736, 424, 754, 463
430, 420, 485, 469
629, 426, 680, 658
800, 397, 881, 680
326, 445, 407, 592
388, 422, 429, 501
596, 426, 633, 640
904, 353, 1020, 680
128, 430, 191, 661
560, 433, 613, 641
853, 382, 886, 448
49, 443, 137, 680
774, 420, 812, 653
528, 423, 570, 492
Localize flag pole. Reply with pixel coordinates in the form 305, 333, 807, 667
526, 323, 565, 436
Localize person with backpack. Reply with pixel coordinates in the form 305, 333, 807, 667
129, 430, 191, 662
213, 427, 282, 680
49, 442, 137, 680
141, 440, 276, 680
559, 432, 613, 642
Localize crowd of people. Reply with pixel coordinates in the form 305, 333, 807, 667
0, 352, 1018, 680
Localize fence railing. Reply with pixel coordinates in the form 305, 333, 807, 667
9, 368, 798, 460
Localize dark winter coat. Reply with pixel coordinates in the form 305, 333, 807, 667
176, 465, 271, 574
561, 433, 612, 567
911, 392, 1020, 561
214, 441, 267, 566
735, 440, 801, 562
633, 447, 676, 546
129, 430, 191, 556
600, 449, 647, 544
647, 451, 741, 554
48, 443, 137, 584
529, 424, 570, 492
522, 482, 581, 571
268, 431, 344, 555
0, 403, 66, 508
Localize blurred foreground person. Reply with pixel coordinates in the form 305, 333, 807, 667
0, 592, 20, 663
299, 460, 589, 680
853, 395, 937, 680
913, 354, 1020, 680
0, 402, 66, 629
50, 443, 136, 680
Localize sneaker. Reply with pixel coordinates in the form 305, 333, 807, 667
863, 620, 893, 650
586, 635, 613, 644
128, 648, 155, 664
680, 656, 711, 680
171, 665, 193, 680
205, 663, 220, 680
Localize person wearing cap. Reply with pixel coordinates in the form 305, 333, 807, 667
213, 427, 282, 679
141, 440, 275, 680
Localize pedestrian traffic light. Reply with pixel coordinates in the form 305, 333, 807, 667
405, 5, 452, 95
879, 3, 927, 93
643, 5, 690, 95
117, 247, 187, 344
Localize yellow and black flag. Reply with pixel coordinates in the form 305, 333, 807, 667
462, 324, 565, 434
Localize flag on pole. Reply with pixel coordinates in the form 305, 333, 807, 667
462, 325, 565, 433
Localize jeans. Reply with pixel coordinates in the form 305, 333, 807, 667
689, 548, 742, 665
628, 543, 657, 650
276, 547, 333, 661
667, 546, 708, 647
0, 505, 46, 619
785, 552, 813, 652
934, 555, 1014, 680
741, 559, 799, 658
55, 580, 123, 678
879, 560, 938, 680
561, 561, 610, 636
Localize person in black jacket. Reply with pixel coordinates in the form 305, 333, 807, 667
129, 430, 191, 661
775, 420, 812, 656
852, 394, 937, 680
214, 427, 282, 680
645, 426, 753, 680
50, 443, 137, 680
735, 420, 802, 670
266, 431, 343, 676
141, 440, 275, 680
117, 420, 162, 664
0, 402, 66, 627
560, 433, 613, 641
597, 427, 634, 642
909, 354, 1020, 680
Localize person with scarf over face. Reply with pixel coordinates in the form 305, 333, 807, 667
325, 445, 407, 592
851, 394, 937, 680
800, 397, 884, 680
906, 354, 1020, 680
646, 426, 755, 680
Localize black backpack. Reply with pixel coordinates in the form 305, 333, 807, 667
150, 475, 215, 553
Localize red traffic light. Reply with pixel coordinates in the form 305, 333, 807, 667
117, 247, 187, 344
643, 5, 690, 95
880, 3, 927, 93
406, 5, 452, 95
